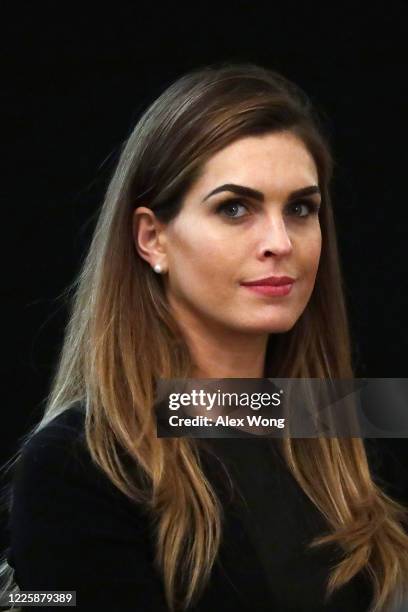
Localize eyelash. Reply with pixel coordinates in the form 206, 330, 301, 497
215, 197, 320, 220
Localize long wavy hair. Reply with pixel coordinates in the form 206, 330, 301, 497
2, 62, 408, 612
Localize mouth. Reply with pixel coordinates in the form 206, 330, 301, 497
240, 275, 295, 297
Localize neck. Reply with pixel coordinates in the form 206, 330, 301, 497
170, 303, 269, 379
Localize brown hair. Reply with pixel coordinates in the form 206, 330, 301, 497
2, 62, 408, 611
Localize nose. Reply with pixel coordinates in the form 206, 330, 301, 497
256, 215, 293, 259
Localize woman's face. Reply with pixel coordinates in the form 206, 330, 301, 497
159, 131, 322, 335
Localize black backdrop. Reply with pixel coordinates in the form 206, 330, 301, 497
2, 2, 407, 545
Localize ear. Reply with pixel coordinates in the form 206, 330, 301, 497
132, 206, 168, 271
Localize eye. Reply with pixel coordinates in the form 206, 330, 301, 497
287, 199, 320, 217
215, 198, 250, 219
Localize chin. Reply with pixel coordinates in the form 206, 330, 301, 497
254, 307, 305, 334
238, 317, 298, 335
262, 322, 296, 334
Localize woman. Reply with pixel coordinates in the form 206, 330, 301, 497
1, 62, 408, 612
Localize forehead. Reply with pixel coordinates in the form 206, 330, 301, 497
193, 131, 318, 199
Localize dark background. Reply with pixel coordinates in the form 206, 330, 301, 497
2, 0, 407, 527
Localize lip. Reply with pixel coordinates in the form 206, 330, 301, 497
242, 283, 294, 296
240, 275, 295, 297
241, 275, 295, 286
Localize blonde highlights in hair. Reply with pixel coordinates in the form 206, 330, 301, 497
2, 63, 408, 611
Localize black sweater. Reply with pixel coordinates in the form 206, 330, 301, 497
5, 403, 408, 611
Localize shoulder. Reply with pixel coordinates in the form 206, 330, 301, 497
13, 403, 115, 502
8, 402, 166, 599
18, 401, 86, 463
17, 401, 86, 465
8, 401, 154, 550
11, 401, 144, 519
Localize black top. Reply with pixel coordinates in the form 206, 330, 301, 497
5, 403, 408, 611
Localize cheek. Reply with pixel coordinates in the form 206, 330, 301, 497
166, 220, 241, 293
299, 230, 322, 276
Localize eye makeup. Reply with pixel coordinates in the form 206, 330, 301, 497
214, 196, 321, 220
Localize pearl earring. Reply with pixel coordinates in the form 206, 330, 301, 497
153, 264, 162, 274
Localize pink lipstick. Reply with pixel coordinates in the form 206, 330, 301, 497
240, 275, 295, 297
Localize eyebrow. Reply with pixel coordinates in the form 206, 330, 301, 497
202, 183, 321, 203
